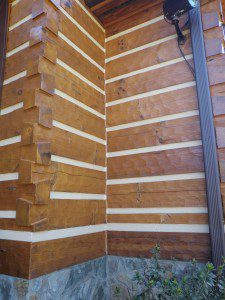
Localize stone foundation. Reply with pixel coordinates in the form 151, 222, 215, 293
0, 256, 203, 300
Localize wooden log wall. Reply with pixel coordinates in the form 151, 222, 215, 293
1, 0, 224, 280
0, 0, 106, 279
105, 0, 211, 262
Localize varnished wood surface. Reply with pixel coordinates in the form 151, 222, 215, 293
108, 231, 211, 262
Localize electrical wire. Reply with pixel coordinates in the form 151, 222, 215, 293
177, 36, 195, 78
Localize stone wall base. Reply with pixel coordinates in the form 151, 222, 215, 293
0, 256, 202, 300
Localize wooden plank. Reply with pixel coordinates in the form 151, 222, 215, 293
0, 181, 21, 210
106, 60, 194, 102
106, 35, 191, 79
0, 144, 21, 173
107, 231, 211, 262
107, 179, 207, 208
57, 37, 104, 90
106, 16, 187, 58
108, 213, 208, 224
0, 109, 23, 140
0, 240, 30, 278
55, 65, 105, 115
59, 12, 105, 68
106, 86, 198, 127
48, 200, 106, 229
108, 116, 201, 152
0, 219, 31, 231
30, 232, 106, 278
24, 125, 106, 166
60, 0, 105, 47
104, 0, 163, 36
9, 0, 32, 27
107, 146, 204, 179
53, 95, 105, 139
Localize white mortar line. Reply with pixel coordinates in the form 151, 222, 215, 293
11, 0, 21, 6
106, 15, 164, 42
53, 120, 106, 145
0, 136, 21, 147
51, 155, 106, 172
0, 173, 19, 182
107, 223, 209, 233
3, 71, 27, 86
59, 6, 105, 52
0, 222, 209, 242
106, 81, 196, 107
55, 89, 105, 120
106, 31, 189, 62
6, 42, 30, 58
107, 141, 202, 158
107, 172, 205, 185
57, 59, 105, 95
58, 32, 105, 73
0, 102, 23, 116
107, 207, 208, 215
106, 55, 193, 84
9, 14, 32, 31
107, 110, 199, 132
0, 211, 16, 219
74, 0, 105, 32
50, 192, 106, 200
0, 224, 107, 242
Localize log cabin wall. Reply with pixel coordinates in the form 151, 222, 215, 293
105, 0, 211, 261
0, 0, 106, 279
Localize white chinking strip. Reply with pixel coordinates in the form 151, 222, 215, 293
50, 192, 106, 200
106, 15, 164, 42
53, 120, 106, 145
0, 136, 21, 147
6, 42, 30, 58
3, 71, 27, 86
106, 55, 193, 84
74, 0, 105, 32
59, 7, 105, 52
0, 102, 23, 116
107, 207, 208, 215
107, 140, 202, 158
0, 173, 19, 182
0, 224, 107, 242
107, 110, 199, 132
106, 81, 196, 107
51, 155, 106, 172
107, 172, 205, 185
0, 211, 16, 219
106, 30, 189, 63
58, 32, 105, 73
9, 14, 32, 31
54, 89, 105, 120
57, 59, 105, 95
0, 223, 209, 242
11, 0, 21, 6
107, 223, 209, 233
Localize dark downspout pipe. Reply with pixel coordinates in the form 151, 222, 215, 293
189, 5, 225, 267
0, 0, 9, 106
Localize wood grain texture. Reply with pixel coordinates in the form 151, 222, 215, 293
106, 86, 198, 127
107, 179, 207, 208
48, 200, 106, 229
59, 11, 105, 67
106, 60, 194, 102
30, 232, 106, 278
107, 146, 204, 179
107, 231, 211, 262
55, 65, 105, 115
108, 116, 201, 152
